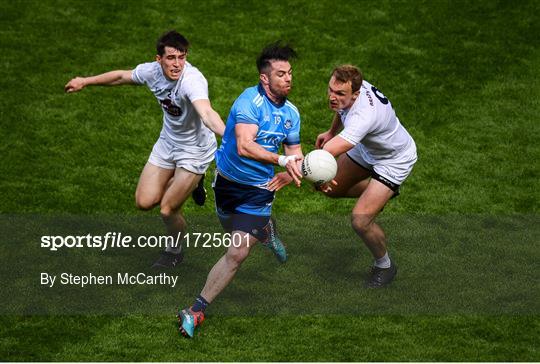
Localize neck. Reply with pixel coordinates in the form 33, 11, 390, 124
262, 83, 285, 104
342, 99, 356, 112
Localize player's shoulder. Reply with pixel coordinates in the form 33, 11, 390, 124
235, 85, 263, 107
182, 62, 207, 81
284, 99, 300, 119
135, 61, 160, 71
350, 81, 377, 114
132, 61, 162, 83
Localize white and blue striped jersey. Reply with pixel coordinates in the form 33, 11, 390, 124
216, 84, 301, 186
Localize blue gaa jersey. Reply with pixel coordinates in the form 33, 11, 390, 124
216, 84, 301, 186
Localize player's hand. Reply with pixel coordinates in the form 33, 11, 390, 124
64, 77, 86, 93
278, 155, 303, 187
268, 172, 293, 191
315, 130, 335, 149
315, 179, 338, 193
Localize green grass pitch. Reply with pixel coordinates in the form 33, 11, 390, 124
1, 0, 539, 361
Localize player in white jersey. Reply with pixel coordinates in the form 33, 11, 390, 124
64, 30, 225, 268
316, 65, 417, 288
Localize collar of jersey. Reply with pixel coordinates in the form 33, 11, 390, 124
338, 107, 351, 121
257, 83, 287, 108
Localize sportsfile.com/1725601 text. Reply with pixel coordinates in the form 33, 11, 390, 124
40, 232, 251, 251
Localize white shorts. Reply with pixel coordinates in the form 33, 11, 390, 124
148, 137, 217, 174
346, 143, 417, 186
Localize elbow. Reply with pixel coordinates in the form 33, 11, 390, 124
200, 116, 211, 129
237, 143, 249, 157
201, 116, 218, 135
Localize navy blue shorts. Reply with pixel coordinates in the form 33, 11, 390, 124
213, 174, 274, 240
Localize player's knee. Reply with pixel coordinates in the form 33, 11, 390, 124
135, 192, 158, 211
226, 246, 250, 265
160, 204, 177, 218
351, 215, 373, 235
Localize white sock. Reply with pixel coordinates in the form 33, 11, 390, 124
165, 236, 182, 254
165, 245, 182, 254
374, 252, 391, 269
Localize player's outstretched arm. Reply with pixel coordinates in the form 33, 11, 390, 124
315, 112, 343, 148
192, 99, 226, 136
64, 70, 135, 93
323, 135, 354, 158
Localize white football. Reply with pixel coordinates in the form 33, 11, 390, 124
301, 149, 337, 184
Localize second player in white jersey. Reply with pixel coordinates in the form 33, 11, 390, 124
65, 30, 225, 269
316, 64, 417, 288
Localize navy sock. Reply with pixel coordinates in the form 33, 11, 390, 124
192, 295, 209, 313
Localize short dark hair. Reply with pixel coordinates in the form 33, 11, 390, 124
256, 41, 297, 74
156, 30, 190, 56
332, 65, 363, 92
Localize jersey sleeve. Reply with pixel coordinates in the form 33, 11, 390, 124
234, 97, 260, 125
131, 62, 155, 85
183, 71, 209, 102
283, 115, 301, 145
338, 110, 374, 146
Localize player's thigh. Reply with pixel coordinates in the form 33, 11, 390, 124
344, 179, 371, 198
160, 168, 203, 211
135, 163, 175, 208
352, 178, 395, 217
327, 154, 372, 197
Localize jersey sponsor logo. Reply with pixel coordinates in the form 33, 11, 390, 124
259, 130, 285, 149
260, 136, 281, 148
284, 119, 292, 129
160, 98, 183, 117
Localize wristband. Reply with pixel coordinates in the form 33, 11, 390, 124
278, 155, 298, 168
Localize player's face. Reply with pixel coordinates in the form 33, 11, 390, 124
327, 76, 358, 111
156, 47, 187, 81
264, 60, 293, 99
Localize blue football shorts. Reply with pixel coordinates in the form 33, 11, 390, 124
212, 173, 274, 241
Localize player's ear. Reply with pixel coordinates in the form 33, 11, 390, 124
352, 90, 360, 101
155, 54, 162, 62
259, 72, 269, 85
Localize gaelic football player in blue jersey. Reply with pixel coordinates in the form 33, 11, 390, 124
177, 42, 303, 338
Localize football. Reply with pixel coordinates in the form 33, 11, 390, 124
301, 149, 337, 185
